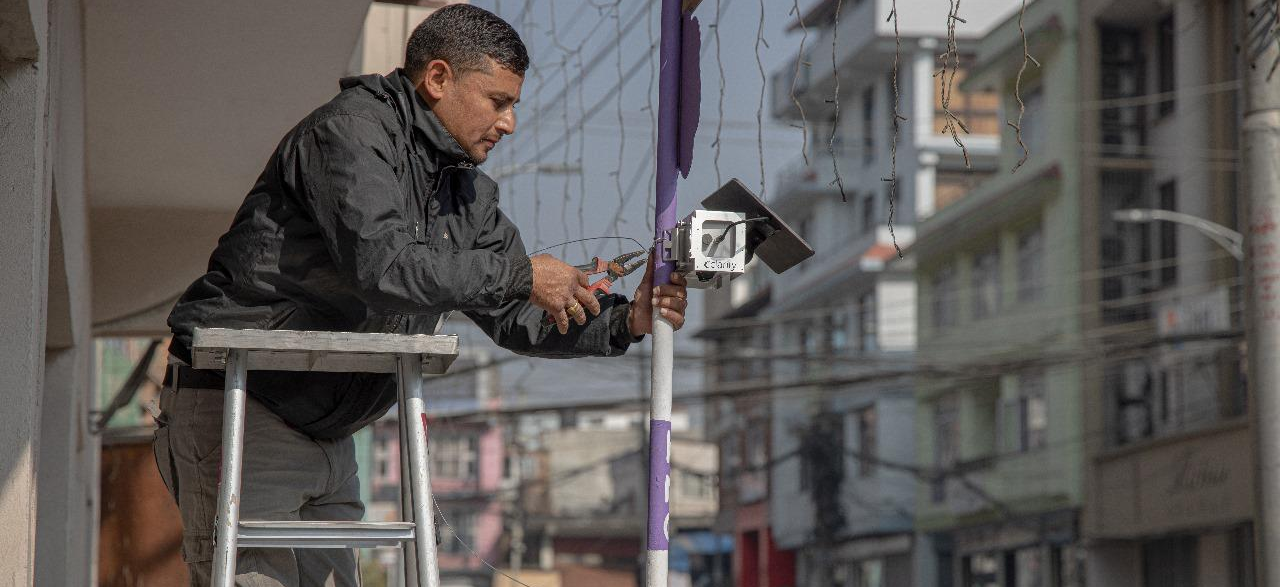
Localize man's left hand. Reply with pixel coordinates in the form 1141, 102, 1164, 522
628, 253, 689, 336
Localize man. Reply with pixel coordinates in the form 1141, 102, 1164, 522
155, 5, 688, 585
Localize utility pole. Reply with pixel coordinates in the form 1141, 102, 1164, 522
647, 0, 683, 584
1245, 6, 1280, 584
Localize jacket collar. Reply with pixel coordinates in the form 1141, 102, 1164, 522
390, 69, 473, 167
340, 70, 473, 168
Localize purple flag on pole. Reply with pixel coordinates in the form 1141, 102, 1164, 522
677, 14, 701, 178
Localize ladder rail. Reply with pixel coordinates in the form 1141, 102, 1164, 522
399, 353, 442, 587
211, 349, 249, 586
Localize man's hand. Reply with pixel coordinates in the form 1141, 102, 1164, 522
628, 253, 689, 336
529, 254, 601, 334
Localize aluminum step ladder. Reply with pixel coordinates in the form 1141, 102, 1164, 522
191, 327, 459, 587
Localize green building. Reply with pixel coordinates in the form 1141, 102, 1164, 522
911, 1, 1086, 585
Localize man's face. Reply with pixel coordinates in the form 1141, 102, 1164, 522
420, 57, 522, 164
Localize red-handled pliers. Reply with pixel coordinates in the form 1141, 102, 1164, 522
545, 249, 648, 324
575, 249, 648, 297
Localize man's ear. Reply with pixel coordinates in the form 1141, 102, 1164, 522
421, 59, 453, 101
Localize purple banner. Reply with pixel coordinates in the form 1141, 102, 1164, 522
646, 419, 673, 550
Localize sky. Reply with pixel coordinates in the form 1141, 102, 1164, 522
440, 0, 814, 415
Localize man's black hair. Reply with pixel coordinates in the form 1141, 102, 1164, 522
404, 4, 529, 79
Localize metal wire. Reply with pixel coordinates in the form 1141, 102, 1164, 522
828, 0, 848, 201
936, 0, 972, 168
882, 0, 906, 257
789, 0, 811, 167
1008, 0, 1041, 173
755, 0, 769, 197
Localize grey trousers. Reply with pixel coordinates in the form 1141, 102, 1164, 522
153, 384, 364, 587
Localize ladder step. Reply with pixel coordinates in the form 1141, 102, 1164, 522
237, 521, 416, 549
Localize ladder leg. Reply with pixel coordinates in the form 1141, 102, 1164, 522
398, 354, 441, 587
211, 349, 249, 587
398, 382, 419, 587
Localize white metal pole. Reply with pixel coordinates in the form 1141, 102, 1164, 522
646, 0, 683, 584
1245, 11, 1280, 583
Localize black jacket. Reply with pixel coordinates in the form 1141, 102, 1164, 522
167, 70, 636, 439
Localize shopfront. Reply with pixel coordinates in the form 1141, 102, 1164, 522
1087, 422, 1256, 587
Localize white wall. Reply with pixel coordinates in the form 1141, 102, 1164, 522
878, 0, 1025, 40
355, 2, 458, 76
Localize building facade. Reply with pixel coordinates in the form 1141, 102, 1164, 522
510, 414, 719, 587
755, 1, 1011, 585
1076, 0, 1255, 585
912, 1, 1087, 585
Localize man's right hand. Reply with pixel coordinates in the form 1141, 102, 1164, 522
528, 254, 601, 334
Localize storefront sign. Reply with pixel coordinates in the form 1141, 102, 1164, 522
1156, 286, 1231, 337
1091, 425, 1253, 538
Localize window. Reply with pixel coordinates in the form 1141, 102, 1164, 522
862, 193, 876, 233
1099, 27, 1147, 155
799, 321, 821, 355
1017, 224, 1045, 303
1107, 346, 1245, 446
1100, 172, 1180, 324
437, 508, 476, 555
1158, 181, 1178, 287
1020, 88, 1046, 160
862, 85, 876, 164
931, 265, 959, 330
858, 293, 878, 352
972, 246, 1002, 320
720, 430, 741, 485
1017, 371, 1048, 452
933, 63, 1001, 136
851, 406, 877, 477
1157, 15, 1176, 116
679, 470, 714, 500
934, 169, 991, 212
1100, 170, 1153, 323
932, 396, 959, 502
830, 308, 850, 351
430, 434, 478, 481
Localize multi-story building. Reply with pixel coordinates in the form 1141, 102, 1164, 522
1077, 0, 1254, 585
912, 1, 1087, 585
750, 1, 1011, 586
361, 349, 506, 587
510, 414, 720, 587
700, 263, 792, 587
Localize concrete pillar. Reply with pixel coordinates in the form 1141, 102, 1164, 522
1, 0, 95, 584
36, 0, 95, 582
0, 0, 52, 584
